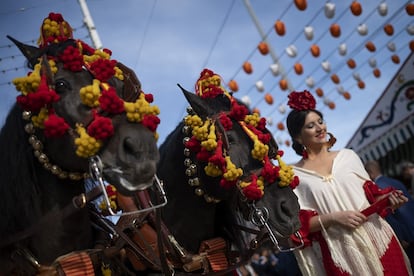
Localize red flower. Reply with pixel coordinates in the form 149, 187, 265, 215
287, 90, 316, 111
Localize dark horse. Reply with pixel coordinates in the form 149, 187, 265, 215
154, 69, 301, 274
0, 13, 160, 275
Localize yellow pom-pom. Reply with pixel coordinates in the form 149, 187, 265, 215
205, 163, 222, 177
74, 125, 102, 158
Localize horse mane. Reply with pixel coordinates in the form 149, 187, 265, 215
0, 104, 41, 236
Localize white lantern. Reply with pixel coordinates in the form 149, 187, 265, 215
266, 117, 273, 126
270, 64, 280, 76
325, 2, 335, 19
255, 80, 265, 92
306, 76, 315, 88
321, 60, 331, 72
278, 104, 286, 114
387, 42, 396, 52
357, 24, 368, 36
241, 95, 251, 107
338, 43, 347, 56
286, 45, 297, 57
407, 25, 414, 35
352, 72, 361, 81
336, 85, 345, 94
369, 58, 377, 68
304, 26, 314, 40
378, 2, 388, 16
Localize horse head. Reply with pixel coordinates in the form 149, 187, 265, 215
7, 13, 160, 195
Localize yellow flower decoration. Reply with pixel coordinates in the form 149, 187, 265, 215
13, 64, 41, 95
184, 114, 203, 128
74, 124, 102, 158
223, 156, 243, 181
124, 93, 160, 123
31, 108, 49, 128
276, 154, 295, 187
114, 66, 124, 81
205, 163, 223, 177
83, 49, 111, 64
80, 79, 101, 107
201, 123, 217, 151
192, 119, 210, 141
241, 123, 268, 161
244, 112, 261, 127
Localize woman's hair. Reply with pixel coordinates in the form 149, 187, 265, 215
286, 109, 323, 156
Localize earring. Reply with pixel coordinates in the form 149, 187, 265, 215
302, 145, 308, 159
326, 132, 337, 149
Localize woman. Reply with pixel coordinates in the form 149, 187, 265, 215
286, 90, 412, 275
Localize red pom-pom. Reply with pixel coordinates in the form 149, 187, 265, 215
185, 136, 201, 152
289, 175, 300, 189
87, 111, 114, 140
208, 140, 226, 169
196, 147, 211, 162
144, 93, 154, 103
242, 175, 263, 200
261, 156, 280, 183
220, 178, 237, 189
59, 45, 83, 72
229, 100, 248, 121
142, 114, 160, 132
219, 113, 233, 130
99, 87, 125, 114
89, 59, 117, 82
44, 113, 70, 137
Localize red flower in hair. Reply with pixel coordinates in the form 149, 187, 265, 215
287, 90, 316, 111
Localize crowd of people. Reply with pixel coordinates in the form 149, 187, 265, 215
236, 90, 414, 275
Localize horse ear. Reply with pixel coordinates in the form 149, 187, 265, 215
177, 84, 231, 119
7, 35, 42, 69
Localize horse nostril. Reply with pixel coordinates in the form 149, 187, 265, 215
123, 137, 139, 155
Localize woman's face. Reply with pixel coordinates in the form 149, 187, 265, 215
297, 111, 327, 147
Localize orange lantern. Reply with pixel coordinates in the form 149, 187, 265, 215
406, 3, 414, 15
310, 44, 320, 57
343, 92, 351, 100
284, 140, 291, 147
228, 80, 239, 92
347, 59, 356, 69
328, 102, 336, 110
330, 24, 341, 37
358, 80, 365, 89
384, 24, 394, 36
274, 20, 286, 36
410, 40, 414, 52
243, 61, 253, 74
258, 42, 269, 55
279, 79, 288, 90
277, 122, 285, 131
294, 0, 307, 11
331, 74, 340, 84
264, 93, 274, 105
373, 68, 381, 78
365, 41, 376, 52
294, 63, 304, 75
350, 1, 362, 16
316, 88, 324, 97
252, 108, 261, 115
391, 55, 400, 64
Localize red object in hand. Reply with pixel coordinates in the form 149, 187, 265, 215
361, 194, 391, 217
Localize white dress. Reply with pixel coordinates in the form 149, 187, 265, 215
292, 148, 411, 276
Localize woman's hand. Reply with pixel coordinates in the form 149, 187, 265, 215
329, 210, 368, 229
388, 190, 408, 210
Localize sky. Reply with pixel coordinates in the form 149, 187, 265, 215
0, 0, 413, 164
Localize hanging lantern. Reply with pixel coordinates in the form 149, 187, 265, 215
410, 40, 414, 52
306, 76, 315, 88
357, 80, 365, 89
325, 2, 335, 18
241, 95, 251, 107
258, 42, 269, 55
357, 24, 368, 36
252, 108, 261, 115
407, 25, 414, 35
365, 41, 376, 52
373, 68, 381, 78
331, 74, 340, 84
321, 60, 331, 72
270, 64, 280, 76
294, 63, 303, 75
279, 79, 288, 90
328, 101, 336, 110
347, 59, 356, 69
228, 80, 239, 92
255, 80, 265, 92
274, 20, 286, 36
353, 72, 361, 81
384, 24, 394, 36
304, 26, 314, 40
338, 43, 347, 56
391, 55, 400, 64
264, 93, 273, 105
266, 117, 273, 126
284, 140, 291, 147
310, 44, 320, 57
243, 61, 253, 74
277, 122, 285, 131
378, 2, 388, 16
343, 92, 351, 100
406, 3, 414, 15
330, 24, 341, 37
369, 58, 377, 68
316, 88, 324, 97
387, 42, 396, 52
286, 45, 297, 57
278, 104, 286, 114
336, 85, 345, 94
350, 1, 362, 16
294, 0, 307, 11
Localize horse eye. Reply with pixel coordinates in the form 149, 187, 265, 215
54, 79, 71, 92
